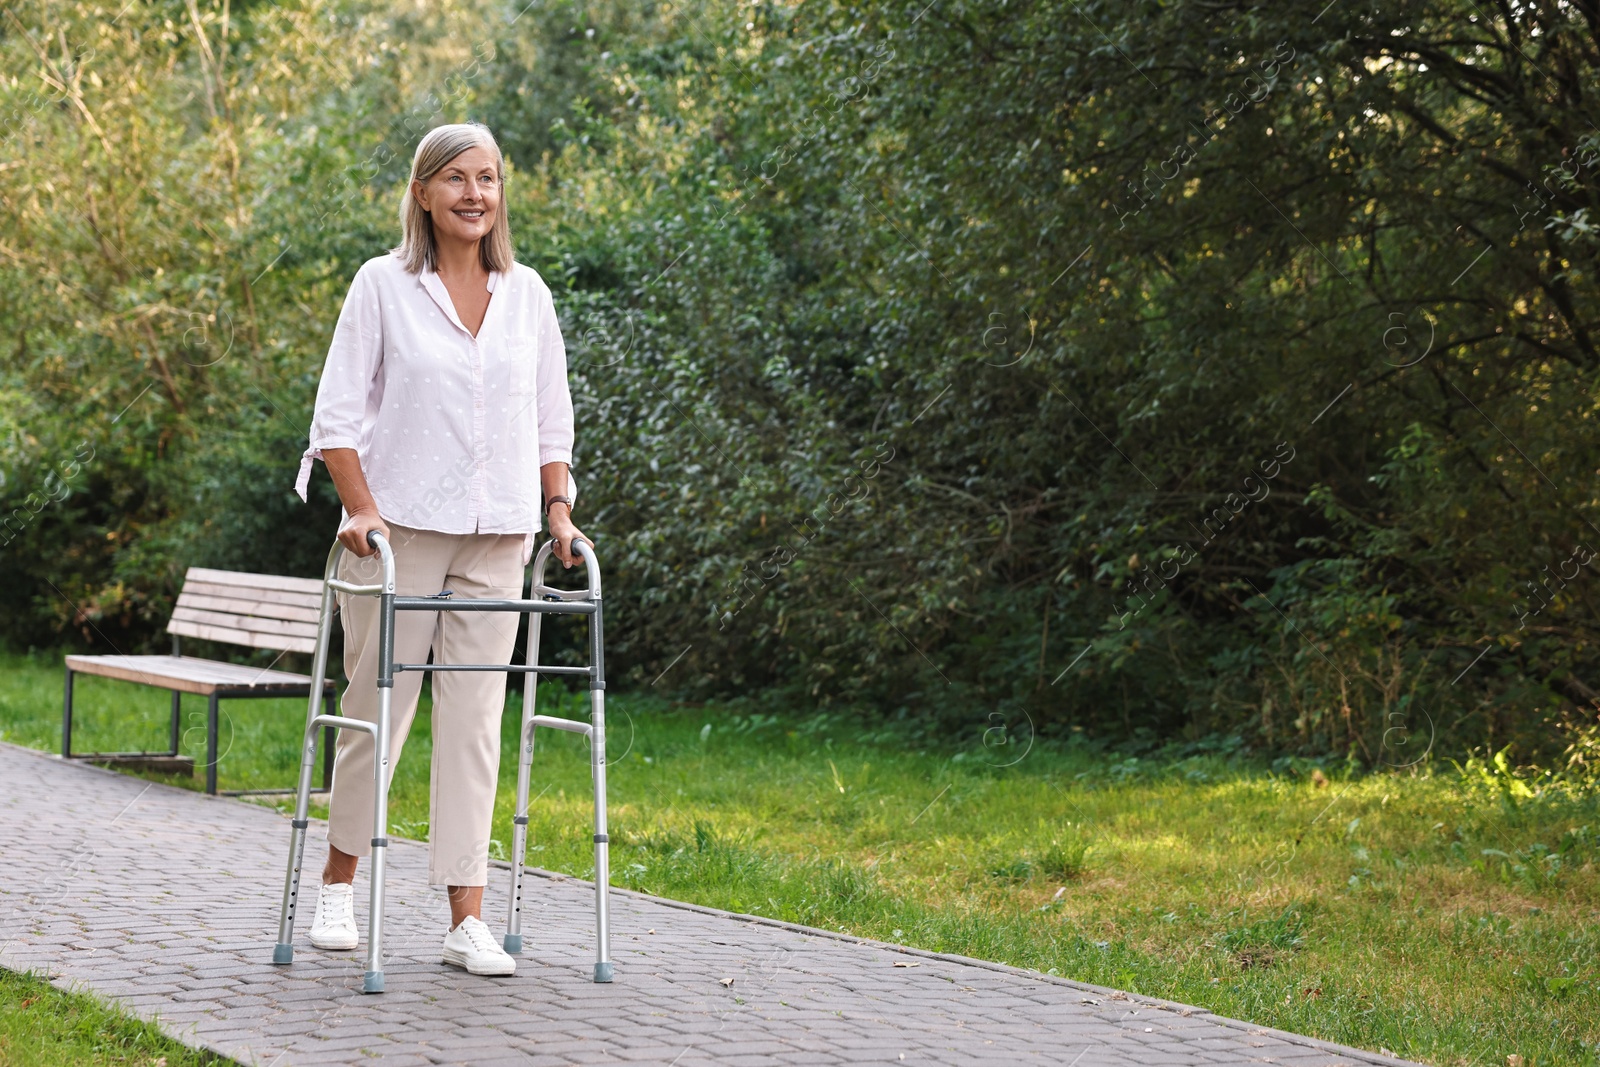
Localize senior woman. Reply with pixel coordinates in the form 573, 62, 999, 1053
291, 121, 589, 977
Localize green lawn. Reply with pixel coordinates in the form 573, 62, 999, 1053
0, 969, 229, 1066
2, 648, 1598, 1065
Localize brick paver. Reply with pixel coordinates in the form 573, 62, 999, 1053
0, 743, 1424, 1066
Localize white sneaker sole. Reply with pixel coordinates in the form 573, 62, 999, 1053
308, 928, 359, 951
442, 945, 516, 976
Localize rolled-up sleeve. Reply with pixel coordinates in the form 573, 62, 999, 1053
534, 284, 575, 469
294, 263, 384, 502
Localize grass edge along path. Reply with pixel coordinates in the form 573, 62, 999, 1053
0, 967, 235, 1067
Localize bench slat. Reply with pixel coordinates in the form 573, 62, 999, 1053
167, 617, 316, 654
65, 654, 328, 695
175, 590, 322, 625
183, 566, 325, 596
181, 580, 326, 611
171, 605, 319, 640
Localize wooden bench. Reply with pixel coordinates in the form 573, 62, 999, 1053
63, 566, 337, 796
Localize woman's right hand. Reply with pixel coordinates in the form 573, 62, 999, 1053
338, 507, 390, 557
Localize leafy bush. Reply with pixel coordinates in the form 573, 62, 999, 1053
3, 0, 1599, 764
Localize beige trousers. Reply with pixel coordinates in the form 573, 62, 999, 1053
326, 523, 524, 886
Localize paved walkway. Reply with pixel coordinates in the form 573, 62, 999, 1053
0, 742, 1422, 1066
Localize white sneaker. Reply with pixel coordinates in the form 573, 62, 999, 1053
441, 915, 516, 976
307, 881, 359, 950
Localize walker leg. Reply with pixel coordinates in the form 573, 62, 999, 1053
589, 602, 612, 983
274, 545, 341, 966
272, 770, 320, 965
505, 610, 543, 954
363, 589, 395, 994
273, 783, 311, 966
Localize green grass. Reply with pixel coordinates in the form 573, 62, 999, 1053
0, 968, 230, 1066
3, 648, 1600, 1065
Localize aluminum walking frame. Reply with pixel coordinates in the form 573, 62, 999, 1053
269, 530, 612, 993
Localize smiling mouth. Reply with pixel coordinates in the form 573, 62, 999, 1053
454, 209, 485, 219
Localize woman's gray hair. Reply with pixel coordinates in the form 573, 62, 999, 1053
393, 122, 514, 275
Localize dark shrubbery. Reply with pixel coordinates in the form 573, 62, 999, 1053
3, 0, 1598, 765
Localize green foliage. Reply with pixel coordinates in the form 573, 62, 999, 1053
4, 0, 1600, 762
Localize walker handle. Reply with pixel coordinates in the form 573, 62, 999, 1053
364, 531, 397, 593
531, 535, 601, 600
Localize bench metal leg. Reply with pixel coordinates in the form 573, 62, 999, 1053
62, 668, 74, 758
322, 691, 336, 792
205, 693, 220, 795
62, 668, 193, 779
170, 689, 182, 756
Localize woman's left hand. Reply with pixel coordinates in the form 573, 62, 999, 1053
548, 507, 590, 569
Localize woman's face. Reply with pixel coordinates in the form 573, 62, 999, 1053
413, 143, 501, 247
